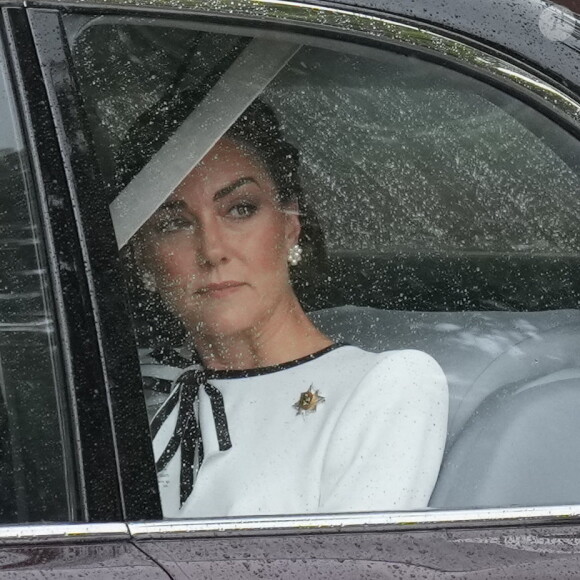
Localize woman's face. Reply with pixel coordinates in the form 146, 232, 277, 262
138, 138, 301, 340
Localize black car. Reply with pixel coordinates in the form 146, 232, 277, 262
1, 0, 580, 576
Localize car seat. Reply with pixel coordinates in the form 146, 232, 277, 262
311, 305, 580, 508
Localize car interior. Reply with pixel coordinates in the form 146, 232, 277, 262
1, 15, 576, 522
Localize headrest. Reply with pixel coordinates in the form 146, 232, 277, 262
431, 370, 580, 508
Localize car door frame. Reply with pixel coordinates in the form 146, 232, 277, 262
0, 5, 171, 573
20, 0, 580, 575
1, 3, 143, 523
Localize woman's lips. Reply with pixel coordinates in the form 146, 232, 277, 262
195, 281, 245, 297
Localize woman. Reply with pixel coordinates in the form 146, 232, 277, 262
134, 100, 448, 518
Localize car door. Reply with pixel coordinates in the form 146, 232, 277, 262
23, 0, 580, 577
0, 6, 170, 577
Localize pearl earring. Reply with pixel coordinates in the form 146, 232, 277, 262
287, 244, 303, 266
141, 270, 156, 293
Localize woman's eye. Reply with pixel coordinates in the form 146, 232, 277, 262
154, 216, 193, 233
229, 203, 258, 218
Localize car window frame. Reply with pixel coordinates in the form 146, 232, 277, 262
28, 0, 580, 536
1, 5, 131, 524
22, 5, 162, 522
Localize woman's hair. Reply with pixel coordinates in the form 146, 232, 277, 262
224, 99, 301, 206
120, 97, 330, 347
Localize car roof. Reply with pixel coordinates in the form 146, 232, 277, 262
313, 0, 580, 95
18, 0, 580, 95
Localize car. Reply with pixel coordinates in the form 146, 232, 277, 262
1, 0, 580, 576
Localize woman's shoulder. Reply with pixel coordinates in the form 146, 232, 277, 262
323, 346, 448, 487
296, 344, 447, 395
341, 346, 448, 405
375, 347, 446, 377
337, 345, 445, 376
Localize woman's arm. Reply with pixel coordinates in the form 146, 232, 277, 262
319, 349, 448, 513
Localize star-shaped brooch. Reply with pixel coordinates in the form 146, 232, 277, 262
293, 385, 325, 415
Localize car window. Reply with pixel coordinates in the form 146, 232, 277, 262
64, 14, 580, 518
0, 38, 76, 523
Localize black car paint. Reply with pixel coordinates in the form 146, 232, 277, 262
3, 5, 126, 522
25, 6, 163, 522
0, 0, 580, 577
320, 0, 580, 95
136, 525, 580, 579
0, 540, 169, 578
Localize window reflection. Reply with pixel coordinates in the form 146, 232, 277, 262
0, 45, 73, 523
66, 16, 580, 514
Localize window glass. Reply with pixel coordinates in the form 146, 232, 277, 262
0, 41, 75, 522
65, 15, 580, 516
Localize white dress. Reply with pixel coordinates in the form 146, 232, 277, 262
142, 344, 448, 518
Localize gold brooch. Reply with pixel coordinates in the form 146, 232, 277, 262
293, 385, 325, 415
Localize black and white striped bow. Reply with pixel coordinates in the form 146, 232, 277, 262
153, 368, 232, 506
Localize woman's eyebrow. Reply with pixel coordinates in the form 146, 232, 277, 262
157, 178, 258, 212
158, 199, 186, 212
214, 177, 257, 201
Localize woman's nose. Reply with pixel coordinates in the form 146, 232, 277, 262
196, 218, 229, 266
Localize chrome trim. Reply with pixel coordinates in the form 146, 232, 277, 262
129, 506, 580, 538
0, 523, 129, 544
56, 0, 580, 124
